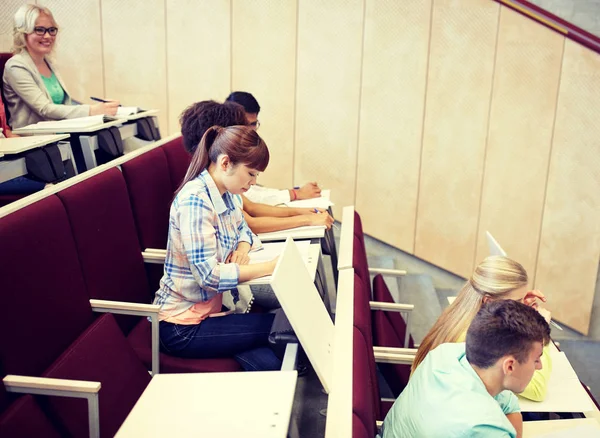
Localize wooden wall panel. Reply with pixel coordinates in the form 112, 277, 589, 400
355, 0, 432, 252
166, 0, 230, 135
535, 40, 600, 335
40, 0, 104, 104
101, 0, 168, 132
232, 0, 296, 190
415, 0, 500, 277
475, 7, 563, 277
294, 0, 364, 218
0, 1, 31, 52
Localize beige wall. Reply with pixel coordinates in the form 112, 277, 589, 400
5, 0, 599, 333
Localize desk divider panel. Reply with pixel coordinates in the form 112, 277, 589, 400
270, 238, 335, 393
325, 268, 354, 438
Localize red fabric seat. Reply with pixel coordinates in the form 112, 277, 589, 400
352, 327, 377, 438
0, 196, 94, 379
161, 136, 191, 192
57, 166, 242, 374
42, 313, 151, 438
0, 395, 62, 438
372, 274, 414, 396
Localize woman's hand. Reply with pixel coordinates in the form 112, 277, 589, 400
294, 207, 327, 216
523, 289, 547, 307
90, 100, 120, 116
296, 182, 321, 200
304, 212, 334, 229
227, 242, 251, 265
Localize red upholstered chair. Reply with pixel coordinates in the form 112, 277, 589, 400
372, 274, 415, 397
0, 395, 62, 438
352, 327, 377, 438
121, 147, 173, 292
161, 136, 191, 192
40, 313, 151, 438
0, 196, 95, 380
56, 167, 241, 375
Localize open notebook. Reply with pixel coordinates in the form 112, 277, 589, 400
17, 115, 120, 131
116, 106, 144, 117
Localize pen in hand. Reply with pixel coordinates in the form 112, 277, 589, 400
90, 96, 121, 106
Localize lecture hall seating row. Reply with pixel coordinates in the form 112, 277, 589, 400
0, 135, 261, 437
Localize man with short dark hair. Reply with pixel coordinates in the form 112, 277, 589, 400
382, 300, 551, 438
225, 91, 321, 205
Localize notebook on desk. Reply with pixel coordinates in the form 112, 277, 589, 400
18, 115, 120, 131
116, 106, 144, 117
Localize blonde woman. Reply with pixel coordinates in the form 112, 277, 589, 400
3, 4, 119, 129
412, 256, 552, 401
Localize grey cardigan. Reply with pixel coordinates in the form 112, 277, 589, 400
2, 50, 90, 129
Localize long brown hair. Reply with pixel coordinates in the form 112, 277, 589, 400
411, 256, 528, 373
176, 125, 269, 195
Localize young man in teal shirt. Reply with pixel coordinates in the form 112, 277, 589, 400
382, 299, 550, 438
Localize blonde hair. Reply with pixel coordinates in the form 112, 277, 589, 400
12, 4, 58, 54
411, 256, 528, 373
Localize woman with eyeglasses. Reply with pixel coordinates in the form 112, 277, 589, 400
3, 4, 119, 130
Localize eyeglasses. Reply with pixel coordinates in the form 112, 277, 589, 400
33, 26, 58, 36
249, 120, 260, 129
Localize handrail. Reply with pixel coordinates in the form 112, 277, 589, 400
494, 0, 600, 54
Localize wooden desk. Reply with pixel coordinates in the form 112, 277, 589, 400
0, 134, 70, 154
0, 135, 75, 184
523, 418, 600, 437
519, 346, 598, 414
242, 241, 320, 286
257, 225, 326, 243
115, 371, 298, 438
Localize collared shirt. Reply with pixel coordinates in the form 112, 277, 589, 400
382, 343, 520, 438
244, 185, 290, 206
153, 169, 253, 321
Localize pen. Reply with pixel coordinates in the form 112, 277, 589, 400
550, 320, 563, 331
90, 97, 121, 106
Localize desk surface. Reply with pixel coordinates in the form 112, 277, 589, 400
519, 345, 597, 413
523, 418, 600, 437
285, 189, 332, 209
115, 371, 298, 438
258, 225, 326, 242
13, 119, 125, 134
241, 242, 320, 285
0, 134, 70, 154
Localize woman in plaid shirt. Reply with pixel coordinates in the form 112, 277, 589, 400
154, 125, 281, 371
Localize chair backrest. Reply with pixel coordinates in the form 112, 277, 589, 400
0, 52, 13, 131
352, 327, 377, 438
0, 196, 95, 379
353, 211, 372, 299
42, 313, 151, 438
56, 168, 151, 333
372, 274, 414, 397
121, 147, 172, 250
160, 136, 191, 193
0, 395, 62, 438
353, 273, 381, 422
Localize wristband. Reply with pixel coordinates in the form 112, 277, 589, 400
291, 189, 297, 200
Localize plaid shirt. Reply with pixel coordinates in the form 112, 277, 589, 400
153, 169, 253, 319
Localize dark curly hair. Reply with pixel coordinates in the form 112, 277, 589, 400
179, 100, 247, 154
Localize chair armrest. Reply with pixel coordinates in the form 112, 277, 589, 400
89, 299, 159, 317
89, 299, 160, 376
368, 268, 407, 277
369, 301, 414, 312
144, 248, 167, 254
374, 346, 417, 355
4, 375, 100, 394
4, 375, 101, 438
281, 343, 299, 371
142, 250, 166, 264
374, 351, 415, 365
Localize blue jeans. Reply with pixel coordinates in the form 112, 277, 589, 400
0, 176, 44, 194
159, 313, 281, 371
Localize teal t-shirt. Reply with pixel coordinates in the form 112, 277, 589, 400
381, 343, 520, 438
41, 71, 65, 105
